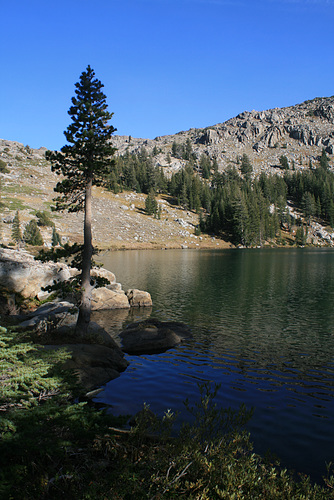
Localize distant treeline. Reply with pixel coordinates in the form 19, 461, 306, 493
105, 145, 334, 246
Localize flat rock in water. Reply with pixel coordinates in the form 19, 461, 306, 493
120, 318, 192, 354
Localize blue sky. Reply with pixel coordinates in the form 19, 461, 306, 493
1, 0, 334, 150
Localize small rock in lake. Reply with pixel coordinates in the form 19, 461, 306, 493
120, 318, 192, 355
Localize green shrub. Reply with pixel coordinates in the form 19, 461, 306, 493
0, 159, 9, 173
0, 326, 125, 499
279, 155, 289, 170
35, 210, 55, 227
23, 219, 44, 246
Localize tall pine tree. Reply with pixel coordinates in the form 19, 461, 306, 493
46, 66, 117, 338
51, 226, 62, 247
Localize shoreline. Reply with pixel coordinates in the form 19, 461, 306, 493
96, 238, 234, 251
94, 238, 334, 252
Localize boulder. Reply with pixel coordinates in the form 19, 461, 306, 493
323, 137, 334, 155
91, 287, 130, 310
126, 289, 153, 307
120, 318, 192, 354
257, 125, 285, 148
57, 321, 120, 347
106, 282, 123, 292
0, 248, 72, 298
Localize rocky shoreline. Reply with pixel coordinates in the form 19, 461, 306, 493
0, 247, 192, 394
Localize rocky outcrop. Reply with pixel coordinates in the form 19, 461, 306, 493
109, 95, 334, 177
120, 318, 192, 354
198, 128, 221, 145
253, 125, 285, 150
314, 102, 334, 123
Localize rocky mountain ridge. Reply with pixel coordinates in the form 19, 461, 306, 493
112, 95, 334, 177
1, 95, 334, 249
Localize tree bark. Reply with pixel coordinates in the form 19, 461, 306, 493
76, 178, 93, 338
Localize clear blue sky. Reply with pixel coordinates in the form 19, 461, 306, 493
1, 0, 334, 150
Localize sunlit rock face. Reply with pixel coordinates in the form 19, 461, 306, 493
0, 248, 73, 298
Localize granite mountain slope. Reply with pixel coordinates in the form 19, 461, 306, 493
0, 140, 220, 249
112, 95, 334, 177
1, 96, 334, 248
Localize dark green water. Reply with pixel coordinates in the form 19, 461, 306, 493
95, 248, 334, 482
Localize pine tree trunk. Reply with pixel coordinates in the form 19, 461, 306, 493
76, 178, 93, 338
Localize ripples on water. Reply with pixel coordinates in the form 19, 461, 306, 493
95, 249, 334, 482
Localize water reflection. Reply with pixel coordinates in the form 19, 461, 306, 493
91, 307, 152, 342
95, 248, 334, 482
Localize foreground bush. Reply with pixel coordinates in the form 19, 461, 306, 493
1, 326, 334, 499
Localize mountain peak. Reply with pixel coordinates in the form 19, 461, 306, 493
111, 96, 334, 177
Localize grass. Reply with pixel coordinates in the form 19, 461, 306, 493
1, 183, 43, 196
1, 198, 30, 211
1, 322, 334, 499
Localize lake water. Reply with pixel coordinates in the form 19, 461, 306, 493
94, 248, 334, 483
